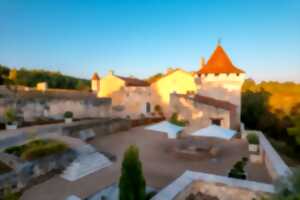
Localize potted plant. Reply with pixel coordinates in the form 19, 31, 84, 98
4, 108, 18, 130
247, 133, 259, 153
64, 111, 73, 124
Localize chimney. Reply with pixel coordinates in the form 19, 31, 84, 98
108, 70, 114, 76
200, 57, 205, 67
166, 67, 173, 74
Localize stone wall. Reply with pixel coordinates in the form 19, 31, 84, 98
170, 94, 231, 133
0, 118, 131, 150
0, 150, 76, 195
243, 130, 291, 181
175, 180, 271, 200
0, 88, 111, 122
152, 171, 274, 200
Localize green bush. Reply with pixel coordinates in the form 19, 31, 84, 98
169, 113, 188, 127
4, 139, 67, 161
228, 157, 248, 180
64, 111, 73, 118
247, 133, 259, 145
4, 108, 17, 125
21, 141, 67, 160
3, 187, 20, 200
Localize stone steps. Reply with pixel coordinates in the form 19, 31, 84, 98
61, 152, 112, 182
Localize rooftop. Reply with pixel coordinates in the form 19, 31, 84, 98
117, 75, 150, 87
199, 45, 245, 75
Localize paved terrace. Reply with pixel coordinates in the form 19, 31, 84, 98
21, 126, 272, 200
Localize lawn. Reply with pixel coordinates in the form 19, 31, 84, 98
5, 139, 68, 161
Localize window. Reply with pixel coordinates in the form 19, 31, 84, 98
211, 118, 222, 126
146, 102, 151, 113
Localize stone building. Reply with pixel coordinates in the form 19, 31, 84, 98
150, 69, 198, 115
92, 44, 245, 129
97, 71, 151, 119
170, 44, 246, 131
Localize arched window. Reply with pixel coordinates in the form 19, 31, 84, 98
146, 102, 151, 113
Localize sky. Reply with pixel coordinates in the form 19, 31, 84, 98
0, 0, 299, 82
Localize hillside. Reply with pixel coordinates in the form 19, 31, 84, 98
0, 65, 90, 90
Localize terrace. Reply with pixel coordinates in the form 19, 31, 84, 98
21, 126, 272, 200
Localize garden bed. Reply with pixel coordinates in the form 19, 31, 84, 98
0, 161, 11, 175
4, 139, 68, 161
131, 117, 165, 127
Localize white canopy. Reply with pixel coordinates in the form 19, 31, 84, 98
191, 125, 236, 140
65, 195, 81, 200
145, 121, 184, 139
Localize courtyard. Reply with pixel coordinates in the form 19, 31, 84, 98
20, 126, 271, 200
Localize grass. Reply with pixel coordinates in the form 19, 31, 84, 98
5, 139, 68, 161
0, 161, 11, 175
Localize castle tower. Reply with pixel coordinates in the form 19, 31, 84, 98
197, 44, 246, 127
91, 73, 100, 93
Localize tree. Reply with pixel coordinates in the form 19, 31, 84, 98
288, 116, 300, 147
119, 145, 146, 200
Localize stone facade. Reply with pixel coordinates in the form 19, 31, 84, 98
196, 73, 246, 119
0, 88, 111, 122
98, 71, 151, 119
150, 69, 198, 116
170, 94, 231, 132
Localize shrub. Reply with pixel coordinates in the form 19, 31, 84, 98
119, 145, 146, 200
154, 105, 164, 116
4, 108, 17, 125
64, 111, 73, 118
21, 141, 67, 160
169, 113, 188, 127
228, 157, 248, 180
247, 133, 259, 145
3, 187, 20, 200
5, 139, 67, 161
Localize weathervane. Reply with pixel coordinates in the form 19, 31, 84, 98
217, 38, 222, 45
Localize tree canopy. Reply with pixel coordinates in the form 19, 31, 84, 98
0, 65, 90, 90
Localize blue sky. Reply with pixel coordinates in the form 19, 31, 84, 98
0, 0, 299, 82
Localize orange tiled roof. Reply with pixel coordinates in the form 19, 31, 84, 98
199, 45, 244, 75
117, 76, 150, 87
92, 73, 100, 80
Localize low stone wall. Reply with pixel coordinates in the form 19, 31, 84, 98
0, 88, 111, 122
243, 130, 291, 181
0, 118, 131, 150
0, 150, 76, 195
152, 171, 274, 200
64, 118, 131, 138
